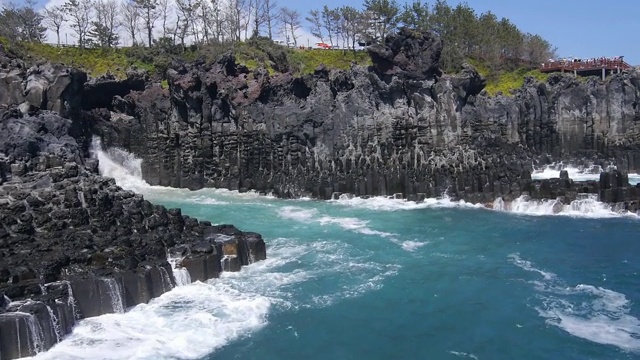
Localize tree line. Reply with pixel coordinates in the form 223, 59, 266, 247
304, 0, 557, 70
0, 0, 556, 71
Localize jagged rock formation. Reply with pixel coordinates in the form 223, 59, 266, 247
71, 29, 638, 203
2, 30, 640, 204
0, 115, 266, 358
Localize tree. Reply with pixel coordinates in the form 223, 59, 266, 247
175, 0, 201, 45
157, 0, 173, 39
88, 22, 120, 47
263, 0, 278, 39
279, 7, 300, 46
135, 0, 161, 47
363, 0, 399, 43
44, 6, 66, 46
89, 0, 120, 47
306, 9, 324, 43
121, 1, 141, 46
523, 33, 556, 65
0, 1, 46, 43
251, 0, 266, 38
222, 0, 247, 42
321, 6, 340, 47
64, 0, 93, 48
340, 6, 363, 52
399, 0, 429, 31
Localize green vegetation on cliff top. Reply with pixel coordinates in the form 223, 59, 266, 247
2, 36, 547, 97
470, 59, 550, 97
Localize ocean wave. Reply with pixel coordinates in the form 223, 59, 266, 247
28, 281, 270, 360
509, 254, 640, 352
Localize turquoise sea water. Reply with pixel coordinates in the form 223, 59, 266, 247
31, 146, 640, 360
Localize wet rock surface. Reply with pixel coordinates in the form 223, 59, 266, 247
0, 112, 266, 359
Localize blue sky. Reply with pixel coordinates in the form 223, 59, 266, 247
291, 0, 639, 65
28, 0, 639, 64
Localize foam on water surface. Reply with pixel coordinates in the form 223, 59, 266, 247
509, 254, 640, 352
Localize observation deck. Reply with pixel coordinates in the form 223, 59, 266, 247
540, 57, 632, 80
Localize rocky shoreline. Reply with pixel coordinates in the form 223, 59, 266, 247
0, 115, 266, 358
1, 27, 640, 359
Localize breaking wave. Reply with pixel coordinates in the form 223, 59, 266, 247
532, 163, 640, 185
493, 195, 637, 219
330, 194, 484, 211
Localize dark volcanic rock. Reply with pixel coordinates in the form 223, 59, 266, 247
367, 27, 443, 80
0, 111, 266, 359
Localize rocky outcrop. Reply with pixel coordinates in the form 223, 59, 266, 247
0, 112, 266, 359
2, 30, 640, 205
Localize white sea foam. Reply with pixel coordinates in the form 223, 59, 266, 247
29, 237, 398, 359
330, 194, 483, 211
400, 240, 428, 252
29, 240, 298, 360
92, 139, 636, 220
277, 206, 396, 237
493, 195, 637, 219
28, 282, 270, 360
509, 254, 640, 352
449, 351, 480, 360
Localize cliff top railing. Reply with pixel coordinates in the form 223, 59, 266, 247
540, 57, 632, 73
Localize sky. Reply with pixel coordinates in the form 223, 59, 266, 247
23, 0, 640, 65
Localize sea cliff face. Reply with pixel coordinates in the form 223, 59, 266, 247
0, 52, 266, 360
2, 30, 640, 203
84, 29, 640, 202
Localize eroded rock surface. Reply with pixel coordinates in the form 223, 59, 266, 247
0, 112, 266, 359
82, 30, 640, 202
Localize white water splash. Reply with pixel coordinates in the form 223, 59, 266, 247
220, 255, 237, 272
532, 163, 640, 185
158, 267, 173, 292
101, 278, 125, 314
167, 256, 192, 287
449, 350, 479, 360
493, 195, 637, 219
509, 254, 640, 352
330, 194, 484, 211
18, 311, 46, 356
400, 241, 429, 252
90, 138, 151, 192
92, 138, 636, 221
45, 304, 62, 343
28, 237, 396, 360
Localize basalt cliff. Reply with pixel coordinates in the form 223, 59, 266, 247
94, 29, 640, 205
0, 49, 266, 360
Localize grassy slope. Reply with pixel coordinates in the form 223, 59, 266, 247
470, 59, 549, 97
23, 43, 155, 78
289, 49, 372, 74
